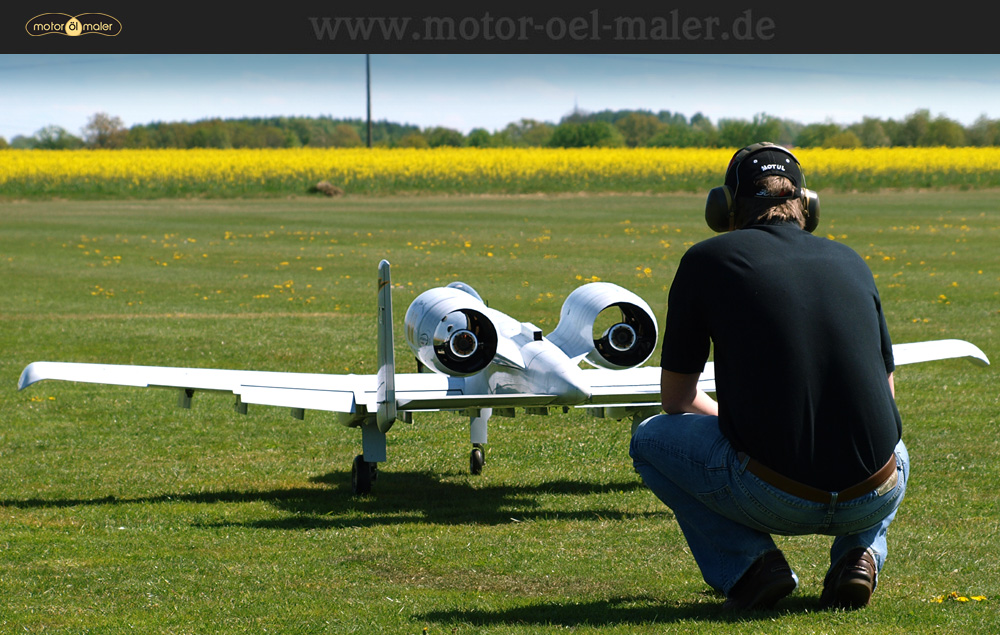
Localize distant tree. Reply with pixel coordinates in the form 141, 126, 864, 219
188, 120, 232, 148
329, 124, 363, 147
689, 112, 711, 128
548, 121, 625, 148
657, 110, 691, 127
425, 126, 466, 147
689, 113, 720, 145
498, 119, 554, 147
560, 106, 591, 124
490, 129, 514, 147
298, 120, 330, 147
967, 115, 1000, 146
615, 112, 665, 147
466, 128, 492, 147
823, 131, 862, 148
0, 136, 7, 149
228, 121, 257, 147
282, 129, 302, 148
794, 122, 842, 148
34, 125, 84, 149
751, 113, 782, 145
547, 124, 578, 147
885, 110, 965, 146
773, 119, 801, 147
124, 125, 152, 148
279, 127, 300, 148
14, 108, 986, 152
646, 125, 692, 148
518, 120, 554, 147
894, 109, 931, 146
924, 115, 966, 146
150, 121, 191, 148
584, 108, 622, 124
646, 128, 679, 147
881, 118, 905, 147
286, 118, 312, 146
82, 112, 127, 148
717, 118, 754, 147
647, 112, 720, 147
849, 117, 892, 147
718, 114, 781, 148
396, 133, 429, 148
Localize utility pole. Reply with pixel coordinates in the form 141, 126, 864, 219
366, 54, 372, 149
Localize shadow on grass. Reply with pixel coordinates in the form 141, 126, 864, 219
416, 594, 822, 626
0, 469, 667, 529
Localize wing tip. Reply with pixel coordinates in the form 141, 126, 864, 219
17, 362, 43, 391
970, 352, 991, 367
894, 339, 990, 368
948, 339, 990, 367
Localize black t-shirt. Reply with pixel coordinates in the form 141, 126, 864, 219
660, 221, 901, 491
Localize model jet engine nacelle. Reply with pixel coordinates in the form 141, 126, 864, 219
547, 282, 658, 370
404, 283, 499, 377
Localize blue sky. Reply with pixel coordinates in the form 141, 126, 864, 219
3, 54, 1000, 141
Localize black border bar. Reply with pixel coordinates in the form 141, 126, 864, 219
5, 2, 1000, 54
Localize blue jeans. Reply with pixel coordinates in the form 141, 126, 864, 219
630, 413, 909, 595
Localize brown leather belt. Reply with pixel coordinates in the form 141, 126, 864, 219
738, 452, 898, 504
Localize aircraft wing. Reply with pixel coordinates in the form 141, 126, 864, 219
559, 339, 989, 406
391, 374, 560, 411
571, 338, 988, 407
891, 339, 990, 368
15, 339, 988, 417
581, 365, 715, 403
16, 361, 563, 415
18, 361, 370, 413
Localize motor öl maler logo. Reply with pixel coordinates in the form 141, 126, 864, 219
26, 13, 122, 37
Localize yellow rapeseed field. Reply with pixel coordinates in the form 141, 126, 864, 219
3, 147, 1000, 197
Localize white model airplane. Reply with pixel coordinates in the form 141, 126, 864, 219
18, 260, 991, 494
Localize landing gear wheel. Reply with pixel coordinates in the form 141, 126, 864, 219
351, 454, 377, 495
470, 444, 485, 475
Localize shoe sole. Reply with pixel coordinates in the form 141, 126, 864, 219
832, 578, 873, 609
724, 578, 798, 611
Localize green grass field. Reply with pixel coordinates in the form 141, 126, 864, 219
1, 192, 996, 633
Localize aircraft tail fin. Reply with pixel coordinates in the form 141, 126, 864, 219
376, 260, 397, 433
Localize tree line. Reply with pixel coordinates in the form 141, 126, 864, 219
4, 108, 1000, 150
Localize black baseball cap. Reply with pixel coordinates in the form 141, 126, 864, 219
725, 143, 804, 199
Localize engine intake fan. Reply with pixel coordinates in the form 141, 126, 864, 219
547, 282, 658, 370
405, 286, 499, 376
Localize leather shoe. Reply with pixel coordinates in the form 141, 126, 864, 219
821, 548, 877, 609
723, 550, 798, 611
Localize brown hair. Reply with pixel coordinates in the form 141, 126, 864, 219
733, 175, 807, 230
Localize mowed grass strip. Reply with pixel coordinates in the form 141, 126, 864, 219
0, 192, 996, 633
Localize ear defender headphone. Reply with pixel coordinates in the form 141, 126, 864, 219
705, 142, 820, 233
